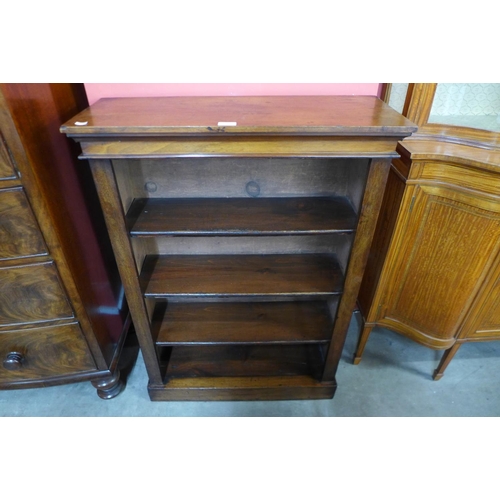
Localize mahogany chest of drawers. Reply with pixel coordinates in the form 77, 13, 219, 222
0, 84, 130, 398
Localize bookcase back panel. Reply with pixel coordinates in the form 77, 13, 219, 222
112, 157, 369, 213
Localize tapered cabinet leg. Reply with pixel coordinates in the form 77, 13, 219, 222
91, 370, 124, 399
433, 343, 462, 380
353, 324, 374, 365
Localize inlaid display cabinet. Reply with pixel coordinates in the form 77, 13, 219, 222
0, 84, 131, 398
61, 96, 416, 401
356, 83, 500, 379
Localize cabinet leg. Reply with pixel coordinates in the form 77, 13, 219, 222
433, 343, 461, 381
353, 324, 373, 365
91, 370, 124, 400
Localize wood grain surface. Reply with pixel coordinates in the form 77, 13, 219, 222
163, 344, 325, 380
0, 131, 17, 180
1, 83, 129, 375
0, 188, 48, 260
80, 137, 404, 159
148, 375, 336, 401
322, 158, 392, 380
61, 96, 417, 136
128, 196, 357, 236
378, 184, 500, 346
356, 133, 500, 378
154, 301, 333, 345
358, 165, 406, 318
0, 262, 74, 327
459, 251, 500, 341
0, 322, 96, 383
141, 254, 344, 298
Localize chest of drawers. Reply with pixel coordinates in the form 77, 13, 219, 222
0, 84, 131, 398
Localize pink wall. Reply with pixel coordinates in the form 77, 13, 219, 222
84, 83, 382, 106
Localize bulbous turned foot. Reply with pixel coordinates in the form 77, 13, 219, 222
91, 370, 124, 399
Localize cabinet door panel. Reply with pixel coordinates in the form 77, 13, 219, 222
381, 185, 500, 348
461, 262, 500, 340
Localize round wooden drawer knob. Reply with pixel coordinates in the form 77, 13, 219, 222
3, 351, 25, 370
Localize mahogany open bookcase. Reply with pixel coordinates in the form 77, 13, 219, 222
61, 96, 416, 401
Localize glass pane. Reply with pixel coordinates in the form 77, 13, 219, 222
429, 83, 500, 132
387, 83, 409, 113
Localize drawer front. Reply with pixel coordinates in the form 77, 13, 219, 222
0, 261, 74, 327
418, 162, 500, 197
0, 322, 96, 383
0, 132, 17, 180
0, 187, 48, 260
467, 328, 500, 340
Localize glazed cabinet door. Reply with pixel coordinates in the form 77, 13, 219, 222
375, 182, 500, 349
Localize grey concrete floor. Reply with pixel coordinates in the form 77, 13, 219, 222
1, 313, 499, 416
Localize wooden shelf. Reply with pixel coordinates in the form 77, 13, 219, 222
127, 196, 357, 236
154, 301, 334, 345
148, 375, 337, 401
161, 344, 326, 380
140, 254, 344, 298
151, 343, 336, 400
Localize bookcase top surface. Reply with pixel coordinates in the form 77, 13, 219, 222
61, 96, 417, 137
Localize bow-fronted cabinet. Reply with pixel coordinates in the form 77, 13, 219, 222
356, 83, 500, 379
